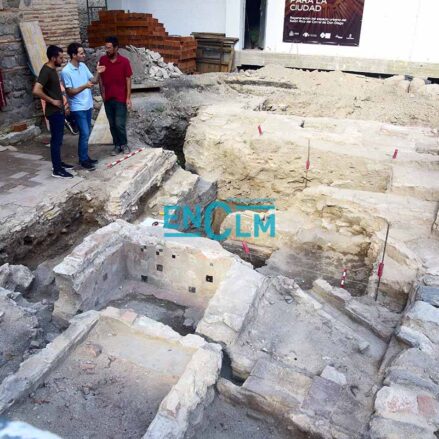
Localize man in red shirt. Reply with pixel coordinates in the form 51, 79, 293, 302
99, 36, 133, 155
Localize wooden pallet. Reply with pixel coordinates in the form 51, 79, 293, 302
192, 33, 239, 73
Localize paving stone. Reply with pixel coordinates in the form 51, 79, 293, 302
374, 386, 419, 418
391, 348, 439, 383
417, 286, 439, 307
10, 172, 29, 179
369, 416, 436, 439
417, 394, 439, 421
405, 301, 439, 344
385, 368, 439, 395
321, 365, 347, 386
301, 376, 342, 419
7, 184, 26, 193
10, 152, 44, 161
331, 390, 369, 436
245, 358, 313, 408
397, 325, 435, 354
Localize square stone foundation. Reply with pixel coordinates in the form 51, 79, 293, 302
53, 220, 264, 348
0, 307, 222, 439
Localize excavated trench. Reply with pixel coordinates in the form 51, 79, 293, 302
0, 87, 402, 330
3, 75, 438, 439
1, 196, 98, 268
129, 89, 197, 166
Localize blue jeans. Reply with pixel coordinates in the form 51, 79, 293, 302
47, 111, 65, 172
72, 108, 92, 163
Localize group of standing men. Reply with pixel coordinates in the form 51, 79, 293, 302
33, 37, 133, 178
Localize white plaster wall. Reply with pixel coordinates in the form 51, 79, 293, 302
107, 0, 438, 63
108, 0, 227, 36
107, 0, 122, 9
225, 0, 246, 50
263, 0, 439, 63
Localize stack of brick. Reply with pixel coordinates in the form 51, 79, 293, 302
87, 10, 197, 73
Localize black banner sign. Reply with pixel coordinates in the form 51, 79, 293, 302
283, 0, 365, 46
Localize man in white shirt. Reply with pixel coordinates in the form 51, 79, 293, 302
61, 42, 105, 171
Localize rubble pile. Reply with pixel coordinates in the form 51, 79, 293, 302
0, 264, 57, 384
87, 10, 197, 72
85, 46, 183, 84
125, 45, 183, 82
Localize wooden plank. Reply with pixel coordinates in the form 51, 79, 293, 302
89, 105, 112, 145
19, 21, 47, 76
19, 21, 50, 129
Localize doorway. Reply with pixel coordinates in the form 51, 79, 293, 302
244, 0, 267, 49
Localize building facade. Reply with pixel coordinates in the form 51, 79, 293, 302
107, 0, 439, 77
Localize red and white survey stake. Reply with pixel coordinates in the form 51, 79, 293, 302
106, 148, 145, 169
392, 149, 399, 159
340, 268, 348, 288
258, 125, 263, 135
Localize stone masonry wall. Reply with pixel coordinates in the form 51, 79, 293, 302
20, 0, 81, 50
77, 0, 89, 43
0, 6, 35, 128
0, 0, 81, 129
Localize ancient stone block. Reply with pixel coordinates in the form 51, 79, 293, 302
0, 263, 34, 293
417, 286, 439, 307
301, 376, 342, 419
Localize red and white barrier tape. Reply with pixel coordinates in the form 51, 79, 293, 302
106, 148, 145, 169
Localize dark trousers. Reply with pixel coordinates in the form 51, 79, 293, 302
47, 111, 65, 172
104, 99, 128, 147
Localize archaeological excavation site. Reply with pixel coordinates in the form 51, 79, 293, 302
1, 1, 439, 438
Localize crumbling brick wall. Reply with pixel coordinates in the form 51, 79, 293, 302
0, 0, 81, 129
20, 0, 80, 49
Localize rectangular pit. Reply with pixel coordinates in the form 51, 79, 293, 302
0, 308, 222, 439
52, 220, 264, 350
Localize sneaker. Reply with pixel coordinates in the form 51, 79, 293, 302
52, 169, 74, 178
80, 161, 96, 171
87, 157, 98, 164
121, 145, 131, 154
111, 146, 122, 156
61, 162, 74, 169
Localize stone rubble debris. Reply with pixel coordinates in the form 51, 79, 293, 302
85, 45, 183, 84
125, 45, 183, 82
0, 263, 34, 294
